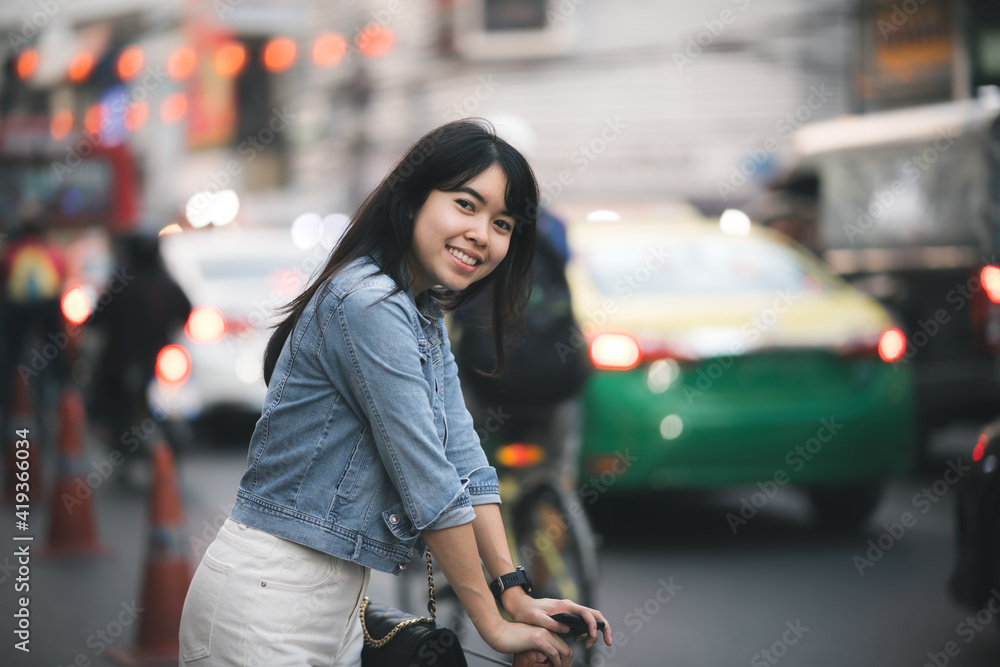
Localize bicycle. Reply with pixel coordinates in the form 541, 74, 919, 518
398, 427, 601, 665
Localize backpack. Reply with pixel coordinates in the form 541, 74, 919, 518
455, 226, 589, 406
5, 242, 62, 304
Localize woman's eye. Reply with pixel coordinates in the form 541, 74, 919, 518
495, 219, 513, 232
457, 199, 474, 211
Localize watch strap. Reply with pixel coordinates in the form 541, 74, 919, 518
489, 566, 532, 599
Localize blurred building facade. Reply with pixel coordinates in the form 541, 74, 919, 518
0, 0, 997, 229
308, 0, 860, 213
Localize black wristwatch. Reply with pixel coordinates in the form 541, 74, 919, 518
489, 566, 532, 600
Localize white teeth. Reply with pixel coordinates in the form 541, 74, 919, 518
449, 247, 478, 266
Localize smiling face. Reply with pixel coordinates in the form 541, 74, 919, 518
407, 164, 516, 296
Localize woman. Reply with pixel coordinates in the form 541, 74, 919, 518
179, 119, 611, 667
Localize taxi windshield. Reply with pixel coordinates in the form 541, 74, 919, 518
579, 236, 839, 296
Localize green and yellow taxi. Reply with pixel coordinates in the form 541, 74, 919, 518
563, 204, 916, 525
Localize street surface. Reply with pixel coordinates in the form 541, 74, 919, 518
0, 430, 997, 667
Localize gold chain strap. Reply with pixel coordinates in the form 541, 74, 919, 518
359, 551, 437, 648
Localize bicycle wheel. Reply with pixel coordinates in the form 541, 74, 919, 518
511, 482, 599, 610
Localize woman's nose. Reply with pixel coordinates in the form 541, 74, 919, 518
465, 217, 488, 247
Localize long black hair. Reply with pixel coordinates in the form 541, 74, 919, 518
263, 119, 539, 385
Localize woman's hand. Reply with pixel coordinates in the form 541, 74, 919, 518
481, 619, 573, 667
503, 594, 613, 651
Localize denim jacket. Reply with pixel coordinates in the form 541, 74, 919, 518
231, 255, 501, 575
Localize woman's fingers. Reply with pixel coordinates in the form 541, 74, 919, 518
492, 621, 573, 667
533, 627, 572, 667
579, 605, 612, 645
539, 632, 570, 667
552, 600, 612, 645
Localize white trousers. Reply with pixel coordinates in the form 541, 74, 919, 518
179, 518, 371, 666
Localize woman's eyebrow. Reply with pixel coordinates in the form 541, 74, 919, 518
454, 186, 513, 217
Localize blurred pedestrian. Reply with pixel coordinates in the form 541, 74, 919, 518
0, 213, 68, 414
89, 232, 191, 467
179, 119, 610, 667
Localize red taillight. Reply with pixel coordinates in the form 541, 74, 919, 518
877, 328, 907, 362
982, 266, 1000, 304
185, 306, 227, 344
156, 344, 191, 384
61, 286, 92, 325
973, 433, 988, 462
590, 333, 641, 370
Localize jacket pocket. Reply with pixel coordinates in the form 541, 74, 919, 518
333, 430, 370, 502
179, 553, 232, 662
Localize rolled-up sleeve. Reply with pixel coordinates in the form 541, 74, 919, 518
438, 319, 501, 506
324, 284, 476, 532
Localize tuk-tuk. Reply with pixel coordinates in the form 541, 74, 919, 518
792, 96, 1000, 455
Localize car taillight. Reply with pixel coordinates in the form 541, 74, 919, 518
877, 328, 906, 362
972, 266, 1000, 351
973, 433, 987, 462
982, 266, 1000, 304
185, 306, 227, 344
61, 286, 91, 325
590, 333, 641, 370
156, 344, 191, 384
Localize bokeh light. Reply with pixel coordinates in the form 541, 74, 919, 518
117, 46, 144, 80
719, 209, 752, 236
160, 93, 188, 124
168, 46, 197, 80
16, 48, 38, 80
291, 213, 324, 249
125, 101, 149, 132
981, 265, 1000, 303
659, 414, 684, 440
84, 105, 103, 135
215, 41, 247, 78
186, 306, 228, 344
159, 223, 183, 236
263, 37, 297, 72
61, 286, 92, 325
356, 24, 394, 58
313, 33, 348, 67
185, 190, 240, 228
878, 328, 907, 363
68, 52, 95, 82
50, 111, 73, 140
155, 345, 192, 384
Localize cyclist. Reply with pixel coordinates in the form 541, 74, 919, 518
454, 208, 589, 492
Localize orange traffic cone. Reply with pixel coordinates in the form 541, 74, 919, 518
5, 375, 41, 505
42, 388, 109, 557
109, 440, 192, 666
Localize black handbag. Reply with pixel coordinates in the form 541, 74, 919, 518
359, 552, 469, 667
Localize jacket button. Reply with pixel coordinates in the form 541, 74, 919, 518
389, 514, 400, 525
